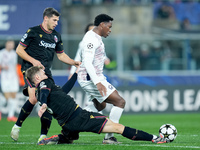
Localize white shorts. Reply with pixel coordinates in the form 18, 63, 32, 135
1, 78, 19, 93
78, 79, 116, 103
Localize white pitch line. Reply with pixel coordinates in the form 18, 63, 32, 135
0, 142, 200, 149
0, 134, 198, 137
0, 134, 199, 149
0, 142, 35, 144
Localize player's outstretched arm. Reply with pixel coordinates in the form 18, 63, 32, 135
62, 66, 80, 94
57, 52, 81, 67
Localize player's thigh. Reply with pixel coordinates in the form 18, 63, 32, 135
104, 90, 125, 108
80, 80, 116, 103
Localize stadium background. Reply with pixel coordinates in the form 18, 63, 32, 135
0, 0, 200, 116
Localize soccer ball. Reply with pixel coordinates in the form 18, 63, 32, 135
159, 124, 177, 142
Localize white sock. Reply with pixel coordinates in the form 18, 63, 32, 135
83, 103, 98, 112
7, 98, 17, 118
105, 106, 124, 139
39, 134, 47, 138
153, 135, 158, 140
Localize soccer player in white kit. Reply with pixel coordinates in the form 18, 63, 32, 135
69, 23, 110, 112
0, 40, 19, 122
77, 14, 125, 144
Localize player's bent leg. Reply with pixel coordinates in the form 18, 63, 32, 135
37, 111, 52, 144
103, 91, 125, 144
102, 120, 169, 144
121, 126, 169, 144
93, 99, 106, 111
102, 119, 124, 144
102, 119, 124, 134
105, 90, 125, 108
11, 87, 37, 141
11, 99, 35, 141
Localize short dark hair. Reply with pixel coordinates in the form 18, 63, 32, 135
84, 23, 94, 33
94, 14, 113, 26
43, 7, 60, 19
25, 66, 43, 84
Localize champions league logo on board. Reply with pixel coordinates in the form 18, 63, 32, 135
54, 35, 58, 43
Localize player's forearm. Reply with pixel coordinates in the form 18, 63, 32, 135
40, 89, 50, 105
62, 73, 77, 94
16, 44, 35, 64
57, 52, 75, 65
38, 103, 47, 118
85, 61, 100, 85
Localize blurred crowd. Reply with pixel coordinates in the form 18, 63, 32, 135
153, 1, 200, 31
126, 39, 200, 71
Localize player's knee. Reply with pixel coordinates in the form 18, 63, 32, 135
117, 98, 126, 108
96, 102, 106, 111
112, 122, 125, 134
93, 99, 106, 111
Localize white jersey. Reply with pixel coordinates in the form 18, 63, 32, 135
70, 39, 109, 75
0, 49, 19, 92
78, 30, 106, 85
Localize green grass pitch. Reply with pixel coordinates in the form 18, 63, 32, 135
0, 113, 199, 150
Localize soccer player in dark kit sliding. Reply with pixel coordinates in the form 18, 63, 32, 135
24, 65, 170, 145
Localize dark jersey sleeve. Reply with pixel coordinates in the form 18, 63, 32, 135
62, 73, 77, 94
38, 79, 51, 105
19, 28, 36, 48
55, 32, 64, 54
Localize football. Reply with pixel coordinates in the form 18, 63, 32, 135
159, 124, 177, 142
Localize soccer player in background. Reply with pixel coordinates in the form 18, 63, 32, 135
0, 40, 19, 122
10, 7, 80, 143
77, 14, 125, 144
25, 65, 169, 145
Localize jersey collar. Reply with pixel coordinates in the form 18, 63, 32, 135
40, 24, 53, 34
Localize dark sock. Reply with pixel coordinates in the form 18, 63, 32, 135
57, 134, 73, 144
16, 100, 34, 126
122, 126, 153, 141
40, 111, 52, 135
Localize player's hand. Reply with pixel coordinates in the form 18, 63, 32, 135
68, 74, 73, 80
32, 59, 45, 70
96, 82, 107, 97
75, 65, 80, 73
74, 61, 81, 68
38, 103, 47, 118
104, 58, 110, 65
